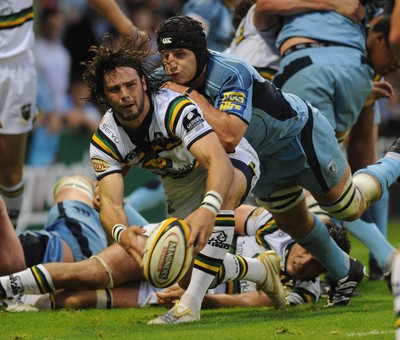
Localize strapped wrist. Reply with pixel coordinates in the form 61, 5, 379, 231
200, 191, 223, 215
112, 224, 127, 244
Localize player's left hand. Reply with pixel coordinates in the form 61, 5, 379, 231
163, 81, 188, 95
156, 284, 185, 308
371, 80, 395, 101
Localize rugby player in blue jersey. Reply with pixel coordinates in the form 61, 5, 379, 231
153, 16, 400, 321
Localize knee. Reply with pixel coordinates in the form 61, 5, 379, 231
318, 181, 364, 221
0, 258, 26, 276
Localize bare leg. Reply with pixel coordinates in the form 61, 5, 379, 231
0, 133, 28, 226
0, 195, 26, 274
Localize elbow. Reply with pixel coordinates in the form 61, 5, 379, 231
390, 34, 400, 51
220, 135, 242, 153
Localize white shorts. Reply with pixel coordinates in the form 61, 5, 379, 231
137, 281, 164, 307
0, 50, 36, 134
162, 137, 260, 218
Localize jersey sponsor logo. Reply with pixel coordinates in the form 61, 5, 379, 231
208, 230, 230, 249
91, 158, 109, 172
142, 155, 171, 172
217, 91, 246, 113
182, 109, 204, 132
100, 124, 120, 144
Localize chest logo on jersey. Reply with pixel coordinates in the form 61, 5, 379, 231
91, 158, 109, 172
154, 132, 167, 147
126, 149, 143, 166
218, 91, 246, 112
183, 109, 204, 132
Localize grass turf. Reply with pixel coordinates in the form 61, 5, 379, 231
1, 219, 399, 339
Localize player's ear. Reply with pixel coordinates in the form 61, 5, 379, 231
141, 75, 147, 91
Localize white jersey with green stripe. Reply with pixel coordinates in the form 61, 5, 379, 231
90, 89, 213, 181
0, 1, 34, 58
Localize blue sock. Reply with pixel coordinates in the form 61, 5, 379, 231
343, 217, 395, 274
369, 190, 389, 238
124, 203, 149, 226
125, 180, 165, 212
294, 214, 349, 280
355, 157, 400, 193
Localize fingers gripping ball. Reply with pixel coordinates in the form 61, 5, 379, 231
143, 218, 193, 288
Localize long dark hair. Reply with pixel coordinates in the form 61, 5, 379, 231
81, 33, 164, 108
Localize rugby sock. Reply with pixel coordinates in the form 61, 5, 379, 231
0, 265, 56, 298
216, 253, 265, 285
0, 180, 24, 228
369, 191, 389, 238
124, 179, 165, 212
181, 210, 234, 314
294, 214, 349, 280
391, 252, 400, 337
123, 203, 149, 226
343, 218, 395, 274
368, 192, 389, 276
354, 156, 400, 204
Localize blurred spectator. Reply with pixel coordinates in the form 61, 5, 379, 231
64, 76, 102, 133
27, 6, 71, 167
129, 5, 162, 64
379, 70, 400, 134
63, 4, 112, 81
182, 0, 236, 52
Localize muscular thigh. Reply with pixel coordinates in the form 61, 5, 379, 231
227, 137, 260, 207
98, 243, 140, 286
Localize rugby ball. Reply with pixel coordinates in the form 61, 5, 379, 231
143, 217, 193, 288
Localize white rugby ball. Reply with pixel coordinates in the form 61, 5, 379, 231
143, 217, 193, 288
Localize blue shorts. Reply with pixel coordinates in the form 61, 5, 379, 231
253, 105, 347, 199
18, 200, 108, 265
274, 46, 374, 134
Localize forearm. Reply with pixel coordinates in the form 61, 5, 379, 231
202, 291, 271, 308
187, 90, 247, 151
100, 203, 129, 238
390, 1, 400, 61
347, 105, 378, 172
86, 0, 138, 38
256, 0, 338, 15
